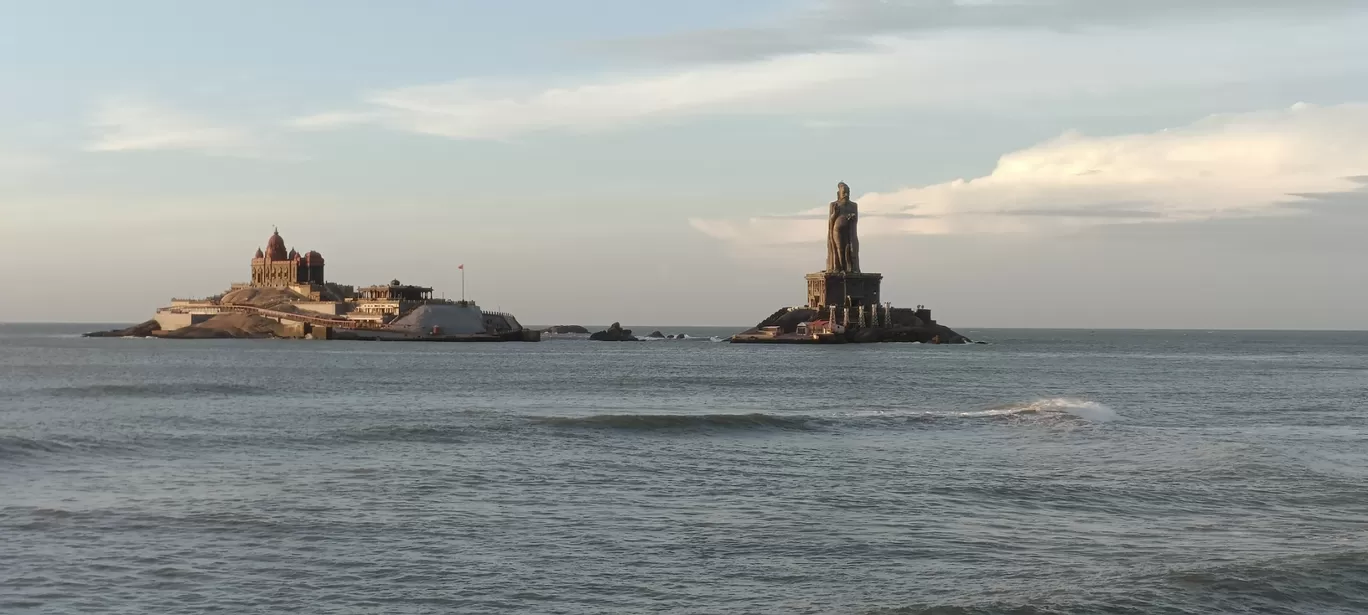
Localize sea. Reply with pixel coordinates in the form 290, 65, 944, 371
2, 324, 1366, 615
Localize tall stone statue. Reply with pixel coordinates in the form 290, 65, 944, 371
826, 182, 860, 273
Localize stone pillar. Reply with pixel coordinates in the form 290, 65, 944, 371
858, 306, 866, 328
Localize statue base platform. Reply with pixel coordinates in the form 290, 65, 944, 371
728, 305, 971, 344
805, 271, 882, 309
730, 271, 971, 345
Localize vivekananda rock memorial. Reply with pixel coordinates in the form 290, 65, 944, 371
730, 182, 971, 344
86, 228, 539, 342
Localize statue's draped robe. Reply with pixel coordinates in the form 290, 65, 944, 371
826, 200, 860, 273
827, 201, 841, 272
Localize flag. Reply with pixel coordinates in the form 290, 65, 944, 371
458, 264, 464, 270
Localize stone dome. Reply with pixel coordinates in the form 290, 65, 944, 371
304, 250, 325, 265
254, 247, 264, 259
288, 248, 299, 260
265, 229, 288, 260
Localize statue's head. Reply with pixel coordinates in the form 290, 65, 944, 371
836, 182, 850, 202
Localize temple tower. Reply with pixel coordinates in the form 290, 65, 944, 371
250, 228, 325, 288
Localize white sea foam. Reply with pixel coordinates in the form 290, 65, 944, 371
963, 398, 1118, 422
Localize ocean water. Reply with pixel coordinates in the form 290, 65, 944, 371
2, 324, 1367, 614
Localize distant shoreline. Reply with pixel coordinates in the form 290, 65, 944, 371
4, 323, 1368, 333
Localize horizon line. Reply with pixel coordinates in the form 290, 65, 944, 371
4, 321, 1368, 333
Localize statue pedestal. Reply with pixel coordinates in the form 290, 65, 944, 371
806, 272, 882, 309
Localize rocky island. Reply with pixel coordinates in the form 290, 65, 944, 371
542, 325, 591, 335
590, 322, 638, 342
86, 228, 539, 342
731, 182, 970, 345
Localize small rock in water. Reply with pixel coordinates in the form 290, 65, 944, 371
590, 322, 638, 342
543, 325, 590, 334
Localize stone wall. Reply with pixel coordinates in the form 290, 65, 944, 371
293, 301, 342, 316
805, 272, 883, 309
154, 311, 212, 331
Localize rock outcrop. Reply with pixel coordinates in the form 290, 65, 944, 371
84, 320, 162, 338
646, 330, 666, 338
731, 306, 971, 344
218, 287, 306, 310
877, 324, 970, 344
543, 325, 591, 334
152, 313, 286, 339
590, 322, 638, 342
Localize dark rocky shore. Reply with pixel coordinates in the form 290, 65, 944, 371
732, 306, 970, 344
542, 325, 591, 334
83, 320, 162, 338
84, 287, 306, 340
589, 323, 638, 342
84, 313, 288, 340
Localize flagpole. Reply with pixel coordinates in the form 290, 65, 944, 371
460, 265, 465, 303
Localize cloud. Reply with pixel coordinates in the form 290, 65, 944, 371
690, 103, 1368, 243
292, 14, 1368, 142
587, 0, 1366, 63
86, 97, 265, 157
285, 111, 377, 130
291, 51, 878, 140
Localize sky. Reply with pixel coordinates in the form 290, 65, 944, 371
2, 0, 1368, 328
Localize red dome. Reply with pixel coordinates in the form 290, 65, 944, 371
288, 248, 299, 260
254, 247, 264, 259
304, 250, 325, 265
265, 229, 288, 260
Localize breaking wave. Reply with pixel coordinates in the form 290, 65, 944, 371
961, 398, 1118, 422
1161, 550, 1368, 612
528, 400, 1114, 433
533, 413, 821, 431
36, 383, 267, 398
2, 425, 469, 462
0, 435, 75, 459
868, 605, 1068, 615
0, 435, 123, 461
2, 400, 1117, 462
632, 335, 730, 342
868, 551, 1368, 613
332, 425, 468, 443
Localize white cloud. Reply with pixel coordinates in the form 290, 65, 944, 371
690, 103, 1368, 243
589, 0, 1364, 62
292, 51, 878, 140
86, 97, 263, 157
284, 111, 377, 130
292, 15, 1368, 141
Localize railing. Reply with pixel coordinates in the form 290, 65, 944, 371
160, 306, 226, 315
481, 310, 521, 333
219, 301, 521, 334
219, 303, 387, 330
